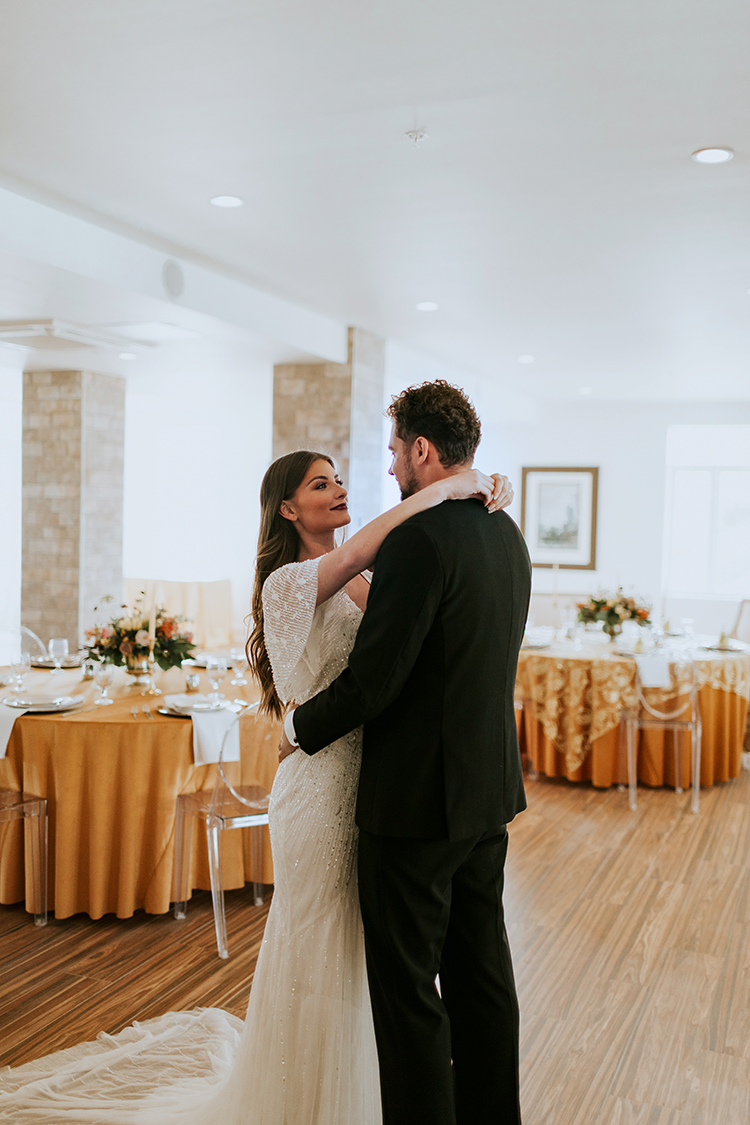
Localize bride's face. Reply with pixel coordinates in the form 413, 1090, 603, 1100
280, 459, 351, 534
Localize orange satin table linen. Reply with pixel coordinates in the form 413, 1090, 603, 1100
0, 665, 281, 919
516, 643, 750, 789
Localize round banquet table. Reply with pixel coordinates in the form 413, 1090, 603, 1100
0, 664, 282, 920
515, 639, 750, 789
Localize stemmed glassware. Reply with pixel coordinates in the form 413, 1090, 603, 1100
48, 638, 69, 674
94, 661, 115, 706
9, 652, 31, 694
230, 649, 249, 686
206, 657, 228, 703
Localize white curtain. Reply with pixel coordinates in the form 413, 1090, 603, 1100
123, 578, 234, 650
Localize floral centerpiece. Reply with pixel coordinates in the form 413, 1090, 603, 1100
576, 589, 651, 637
85, 595, 196, 673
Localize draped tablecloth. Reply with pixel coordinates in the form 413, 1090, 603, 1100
515, 640, 750, 788
0, 665, 281, 919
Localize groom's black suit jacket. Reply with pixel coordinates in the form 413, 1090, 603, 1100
293, 499, 532, 840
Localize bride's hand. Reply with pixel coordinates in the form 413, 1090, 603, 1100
442, 470, 514, 512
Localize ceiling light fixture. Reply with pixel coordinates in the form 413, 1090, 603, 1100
210, 195, 244, 207
404, 129, 427, 148
518, 355, 535, 364
691, 148, 734, 164
415, 301, 439, 312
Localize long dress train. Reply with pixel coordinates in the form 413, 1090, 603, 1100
0, 557, 381, 1125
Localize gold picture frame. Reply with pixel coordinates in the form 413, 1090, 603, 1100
521, 466, 599, 570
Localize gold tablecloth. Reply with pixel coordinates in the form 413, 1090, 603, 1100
516, 641, 750, 787
0, 665, 281, 919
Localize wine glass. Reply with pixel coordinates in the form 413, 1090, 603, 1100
93, 661, 115, 706
10, 651, 31, 694
205, 657, 227, 703
230, 648, 249, 686
48, 638, 69, 674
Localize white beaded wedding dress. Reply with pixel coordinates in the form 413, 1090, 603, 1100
0, 557, 382, 1125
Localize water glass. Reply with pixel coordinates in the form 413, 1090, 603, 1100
10, 651, 31, 694
94, 661, 115, 705
48, 637, 69, 674
230, 648, 249, 686
205, 657, 227, 702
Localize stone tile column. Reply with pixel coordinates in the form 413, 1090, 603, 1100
22, 371, 125, 649
273, 327, 385, 528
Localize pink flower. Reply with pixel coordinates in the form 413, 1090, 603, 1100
101, 626, 114, 639
120, 640, 133, 656
135, 629, 150, 646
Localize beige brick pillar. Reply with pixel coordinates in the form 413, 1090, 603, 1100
22, 371, 125, 649
273, 327, 385, 528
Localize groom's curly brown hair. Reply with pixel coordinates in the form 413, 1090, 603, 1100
386, 380, 481, 467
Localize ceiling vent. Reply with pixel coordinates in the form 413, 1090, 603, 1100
0, 320, 135, 351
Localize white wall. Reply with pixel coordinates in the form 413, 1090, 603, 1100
0, 358, 23, 662
122, 339, 273, 639
480, 399, 750, 618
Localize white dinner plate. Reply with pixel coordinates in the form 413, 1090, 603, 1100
3, 694, 85, 712
157, 707, 191, 718
30, 656, 84, 669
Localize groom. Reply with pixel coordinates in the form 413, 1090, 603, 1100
280, 380, 531, 1125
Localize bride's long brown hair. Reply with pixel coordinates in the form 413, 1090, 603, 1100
247, 450, 335, 718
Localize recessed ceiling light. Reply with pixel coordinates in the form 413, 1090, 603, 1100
415, 301, 439, 312
579, 386, 592, 396
518, 354, 535, 364
210, 195, 244, 207
118, 352, 137, 360
691, 148, 734, 164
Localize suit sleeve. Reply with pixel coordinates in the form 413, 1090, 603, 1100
293, 520, 443, 754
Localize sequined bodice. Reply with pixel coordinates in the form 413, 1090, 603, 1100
262, 557, 363, 706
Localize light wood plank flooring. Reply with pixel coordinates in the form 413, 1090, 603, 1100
2, 768, 749, 1122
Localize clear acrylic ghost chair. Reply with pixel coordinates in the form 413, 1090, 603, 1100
731, 600, 750, 644
621, 651, 702, 814
173, 706, 271, 959
0, 790, 48, 925
20, 627, 48, 660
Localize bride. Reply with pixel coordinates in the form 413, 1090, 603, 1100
0, 450, 510, 1125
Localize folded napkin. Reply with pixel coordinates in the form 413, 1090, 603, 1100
164, 695, 241, 765
635, 653, 672, 688
0, 702, 27, 758
191, 708, 241, 765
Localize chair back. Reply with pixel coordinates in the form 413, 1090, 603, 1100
209, 703, 269, 819
635, 650, 697, 723
731, 600, 750, 644
21, 627, 48, 660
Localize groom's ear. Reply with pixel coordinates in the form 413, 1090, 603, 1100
412, 436, 430, 465
279, 501, 298, 522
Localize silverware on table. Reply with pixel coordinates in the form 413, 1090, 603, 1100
131, 706, 140, 720
142, 704, 154, 720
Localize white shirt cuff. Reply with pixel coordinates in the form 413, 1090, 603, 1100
283, 709, 299, 748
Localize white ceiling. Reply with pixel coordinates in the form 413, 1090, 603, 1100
1, 0, 749, 400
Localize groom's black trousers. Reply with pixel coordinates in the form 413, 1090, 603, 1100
358, 826, 522, 1125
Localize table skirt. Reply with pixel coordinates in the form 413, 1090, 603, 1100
521, 684, 748, 788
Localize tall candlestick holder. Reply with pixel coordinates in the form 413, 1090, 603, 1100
142, 639, 162, 696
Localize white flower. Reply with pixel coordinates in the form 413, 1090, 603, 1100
135, 630, 150, 646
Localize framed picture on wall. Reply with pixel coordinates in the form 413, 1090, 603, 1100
520, 467, 599, 570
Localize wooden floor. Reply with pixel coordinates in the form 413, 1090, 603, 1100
2, 768, 750, 1122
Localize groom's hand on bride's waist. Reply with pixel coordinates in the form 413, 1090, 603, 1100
278, 708, 300, 762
